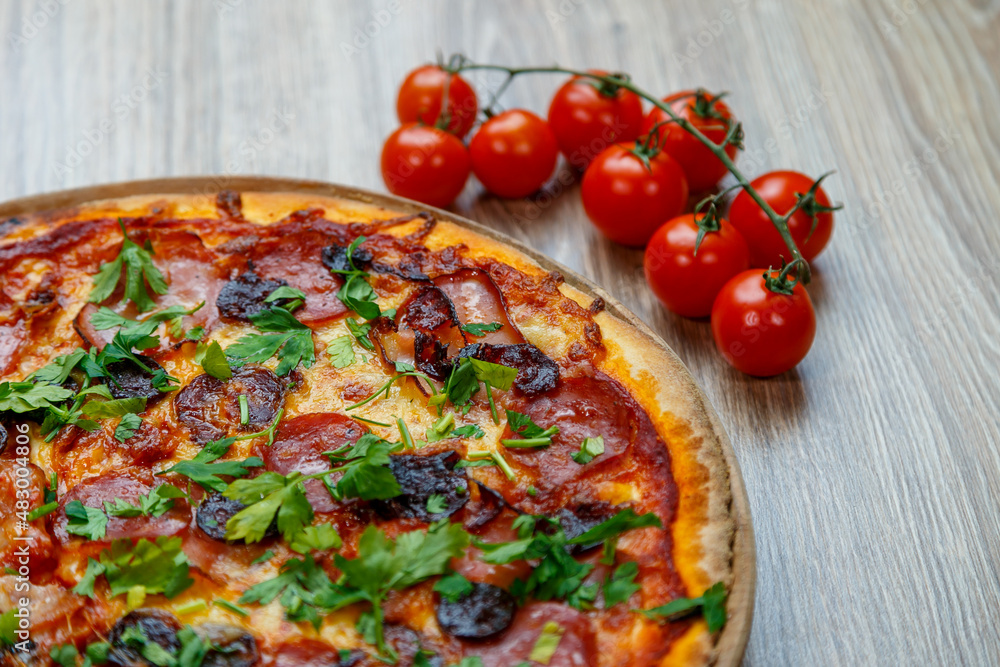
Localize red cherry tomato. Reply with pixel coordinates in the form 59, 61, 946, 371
469, 109, 559, 199
396, 65, 479, 138
728, 170, 836, 267
547, 71, 644, 170
380, 123, 470, 208
710, 269, 816, 377
581, 143, 689, 247
644, 213, 751, 318
641, 90, 739, 193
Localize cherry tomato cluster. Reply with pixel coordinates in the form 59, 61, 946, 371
382, 63, 840, 377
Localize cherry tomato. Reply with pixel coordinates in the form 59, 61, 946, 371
547, 71, 644, 170
396, 65, 479, 138
469, 109, 559, 199
641, 90, 739, 193
710, 269, 816, 377
728, 170, 836, 267
581, 142, 689, 247
380, 123, 470, 208
644, 213, 751, 318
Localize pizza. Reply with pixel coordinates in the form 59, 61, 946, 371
0, 189, 736, 667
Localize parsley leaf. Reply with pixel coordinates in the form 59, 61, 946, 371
114, 413, 142, 442
0, 381, 75, 413
502, 410, 559, 448
332, 522, 470, 655
326, 434, 403, 501
426, 494, 448, 515
603, 561, 641, 607
89, 219, 168, 312
239, 555, 347, 630
475, 509, 662, 610
333, 237, 383, 320
327, 335, 356, 368
637, 581, 728, 633
81, 396, 146, 419
158, 412, 280, 491
226, 292, 315, 376
433, 571, 474, 603
223, 472, 314, 543
460, 322, 503, 337
567, 508, 662, 549
49, 644, 79, 667
289, 523, 342, 554
194, 340, 232, 380
571, 436, 605, 465
64, 500, 109, 540
73, 537, 193, 599
346, 318, 375, 350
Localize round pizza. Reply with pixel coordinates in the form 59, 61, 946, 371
0, 189, 737, 667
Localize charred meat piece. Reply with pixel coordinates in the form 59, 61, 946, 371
103, 355, 168, 403
196, 623, 260, 667
174, 366, 286, 445
321, 242, 373, 273
216, 270, 288, 321
457, 343, 559, 397
0, 422, 7, 455
463, 481, 506, 530
107, 608, 182, 666
197, 492, 277, 542
554, 502, 618, 554
436, 582, 516, 639
373, 452, 468, 522
383, 625, 443, 667
413, 330, 452, 380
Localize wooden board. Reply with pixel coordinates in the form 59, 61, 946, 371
2, 1, 999, 664
0, 176, 756, 666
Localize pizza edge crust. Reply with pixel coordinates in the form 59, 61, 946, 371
3, 191, 739, 666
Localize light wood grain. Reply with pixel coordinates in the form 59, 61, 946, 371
1, 1, 998, 665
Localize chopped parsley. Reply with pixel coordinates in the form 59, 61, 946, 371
571, 436, 605, 465
637, 582, 728, 633
114, 412, 143, 442
333, 237, 383, 320
73, 537, 193, 600
223, 472, 314, 543
425, 494, 448, 515
289, 523, 342, 554
346, 317, 375, 350
474, 509, 662, 610
226, 287, 315, 376
88, 218, 168, 312
440, 357, 517, 424
603, 561, 641, 607
502, 410, 559, 448
157, 411, 280, 492
194, 339, 232, 380
433, 570, 474, 603
65, 485, 185, 541
327, 335, 356, 368
529, 621, 565, 664
460, 321, 503, 337
325, 433, 403, 501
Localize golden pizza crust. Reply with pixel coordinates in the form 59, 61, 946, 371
2, 190, 738, 666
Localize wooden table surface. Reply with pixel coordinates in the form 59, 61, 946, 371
2, 0, 998, 664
